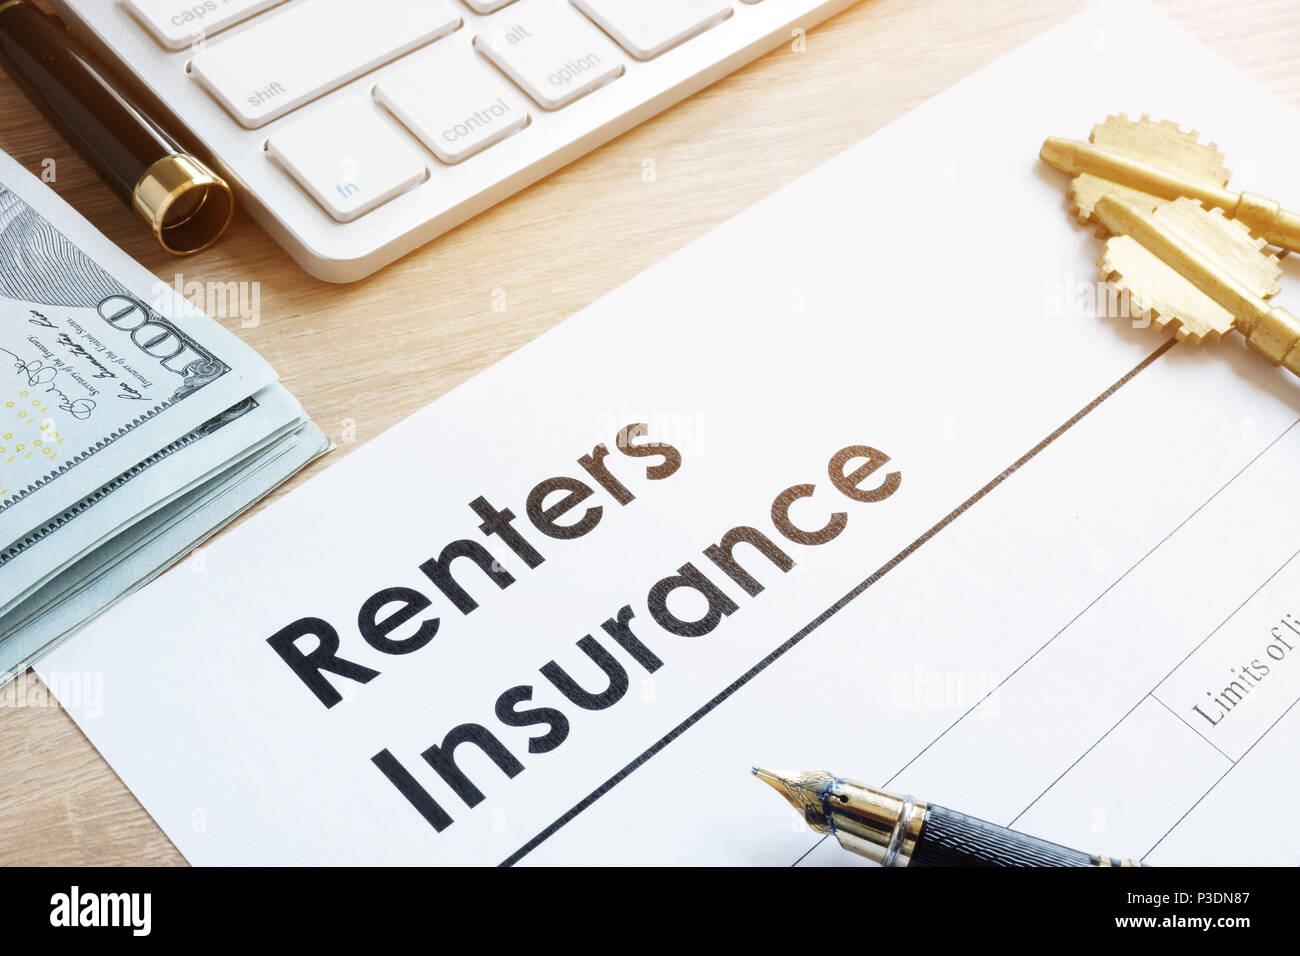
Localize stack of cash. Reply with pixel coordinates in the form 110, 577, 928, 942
0, 151, 328, 684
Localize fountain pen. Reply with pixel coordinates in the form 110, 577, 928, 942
754, 767, 1141, 867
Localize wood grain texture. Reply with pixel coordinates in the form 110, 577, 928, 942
1, 0, 1298, 866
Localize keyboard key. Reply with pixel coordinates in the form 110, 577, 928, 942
376, 48, 530, 164
474, 0, 624, 110
123, 0, 284, 50
462, 0, 520, 11
572, 0, 732, 60
190, 0, 463, 128
267, 96, 426, 222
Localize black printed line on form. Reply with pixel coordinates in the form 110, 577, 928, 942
502, 338, 1176, 867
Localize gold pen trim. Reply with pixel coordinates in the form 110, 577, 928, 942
752, 767, 927, 867
132, 154, 233, 255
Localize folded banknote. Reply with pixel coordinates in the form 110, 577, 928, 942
0, 149, 328, 683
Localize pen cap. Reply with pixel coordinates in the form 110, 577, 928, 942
0, 0, 232, 254
132, 153, 233, 255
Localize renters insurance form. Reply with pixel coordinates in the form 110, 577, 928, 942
36, 0, 1300, 865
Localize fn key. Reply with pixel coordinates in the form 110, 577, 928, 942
267, 97, 426, 223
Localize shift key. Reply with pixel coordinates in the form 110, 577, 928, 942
190, 0, 462, 129
475, 0, 624, 111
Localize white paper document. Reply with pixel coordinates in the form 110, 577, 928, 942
38, 0, 1300, 865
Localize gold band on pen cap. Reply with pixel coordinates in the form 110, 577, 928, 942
132, 154, 234, 255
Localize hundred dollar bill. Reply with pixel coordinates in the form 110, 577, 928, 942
0, 383, 307, 614
0, 437, 276, 642
0, 149, 275, 548
0, 417, 328, 679
0, 387, 316, 625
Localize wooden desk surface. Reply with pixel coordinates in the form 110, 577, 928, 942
1, 0, 1298, 866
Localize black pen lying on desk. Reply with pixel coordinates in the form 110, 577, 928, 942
0, 0, 232, 253
755, 767, 1143, 867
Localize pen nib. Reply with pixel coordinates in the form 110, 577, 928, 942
752, 766, 835, 833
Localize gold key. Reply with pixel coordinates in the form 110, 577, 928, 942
1041, 114, 1300, 255
1092, 194, 1300, 377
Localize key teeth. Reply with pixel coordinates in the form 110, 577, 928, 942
1072, 117, 1278, 313
1220, 206, 1270, 245
1091, 111, 1128, 142
1101, 257, 1203, 344
1066, 182, 1092, 223
1160, 196, 1283, 296
1076, 121, 1277, 340
1090, 115, 1231, 186
1217, 205, 1281, 260
1099, 260, 1151, 327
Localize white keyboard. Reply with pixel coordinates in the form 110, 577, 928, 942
47, 0, 859, 281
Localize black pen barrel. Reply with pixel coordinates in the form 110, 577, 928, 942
909, 804, 1138, 867
0, 0, 173, 200
0, 0, 232, 253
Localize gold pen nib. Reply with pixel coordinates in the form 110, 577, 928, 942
751, 766, 835, 833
